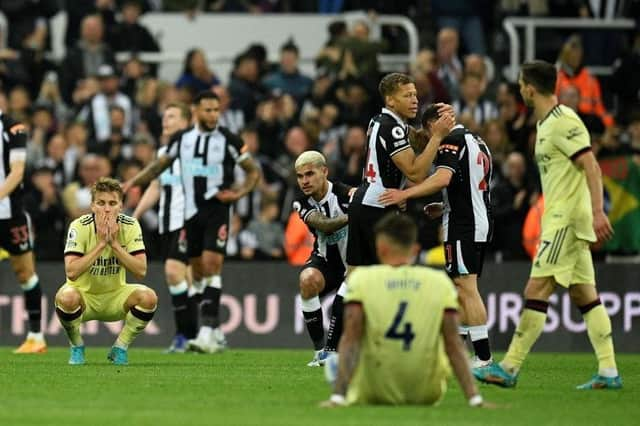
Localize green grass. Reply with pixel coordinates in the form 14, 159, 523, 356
0, 348, 636, 426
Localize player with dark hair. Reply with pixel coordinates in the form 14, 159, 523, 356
380, 103, 495, 368
474, 60, 621, 389
346, 72, 454, 268
56, 177, 157, 365
321, 213, 490, 408
0, 112, 47, 353
293, 151, 352, 366
133, 102, 198, 352
124, 90, 260, 353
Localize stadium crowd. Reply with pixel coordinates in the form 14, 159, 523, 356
3, 0, 639, 263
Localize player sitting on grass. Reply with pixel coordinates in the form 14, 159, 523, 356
321, 213, 491, 408
55, 177, 157, 365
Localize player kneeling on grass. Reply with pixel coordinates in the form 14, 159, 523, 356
55, 177, 157, 365
321, 213, 491, 408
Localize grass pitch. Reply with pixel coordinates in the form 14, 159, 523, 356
0, 348, 636, 426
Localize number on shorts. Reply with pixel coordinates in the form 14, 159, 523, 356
385, 301, 415, 351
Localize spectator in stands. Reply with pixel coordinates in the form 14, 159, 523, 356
558, 83, 605, 136
435, 27, 462, 101
109, 0, 160, 54
452, 73, 498, 133
491, 151, 538, 261
93, 105, 132, 172
131, 133, 156, 167
26, 104, 56, 170
611, 32, 640, 124
60, 14, 116, 104
431, 0, 487, 54
65, 122, 89, 178
175, 49, 220, 93
263, 40, 313, 106
77, 64, 134, 146
245, 196, 285, 260
23, 166, 66, 260
255, 92, 297, 160
36, 71, 70, 124
40, 133, 74, 189
64, 0, 117, 49
8, 85, 32, 123
226, 213, 258, 260
482, 119, 510, 185
337, 20, 387, 91
213, 85, 245, 134
229, 52, 265, 122
0, 0, 58, 51
62, 154, 105, 219
556, 35, 614, 127
316, 21, 348, 77
411, 48, 450, 105
336, 78, 375, 127
334, 125, 366, 187
497, 81, 532, 154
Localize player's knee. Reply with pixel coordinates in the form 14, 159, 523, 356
139, 288, 158, 310
56, 288, 81, 310
568, 285, 597, 307
299, 270, 322, 299
14, 263, 33, 284
164, 263, 185, 285
524, 278, 554, 301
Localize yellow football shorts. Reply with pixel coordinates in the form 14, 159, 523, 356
530, 225, 595, 287
58, 283, 148, 322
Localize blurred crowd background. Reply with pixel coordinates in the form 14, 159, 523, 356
4, 0, 640, 264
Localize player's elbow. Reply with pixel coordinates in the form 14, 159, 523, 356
65, 268, 79, 282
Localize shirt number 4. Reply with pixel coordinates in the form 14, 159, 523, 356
385, 301, 415, 351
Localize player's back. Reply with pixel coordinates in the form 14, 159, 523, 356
535, 104, 595, 241
345, 264, 458, 405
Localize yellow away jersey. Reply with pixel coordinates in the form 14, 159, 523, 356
64, 213, 146, 293
344, 264, 458, 404
535, 104, 596, 241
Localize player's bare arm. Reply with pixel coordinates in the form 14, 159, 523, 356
122, 155, 173, 193
216, 155, 260, 203
107, 216, 147, 280
379, 168, 453, 206
573, 150, 614, 242
305, 210, 348, 234
322, 302, 364, 407
442, 310, 491, 408
392, 108, 455, 183
64, 214, 111, 281
0, 158, 25, 200
133, 179, 161, 219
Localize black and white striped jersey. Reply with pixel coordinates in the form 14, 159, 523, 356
352, 107, 410, 209
157, 145, 185, 234
167, 125, 249, 220
293, 181, 351, 269
435, 125, 493, 242
0, 111, 27, 220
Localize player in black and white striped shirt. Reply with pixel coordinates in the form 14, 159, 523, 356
380, 104, 494, 368
133, 102, 198, 352
0, 111, 46, 353
125, 91, 260, 353
346, 73, 455, 267
293, 151, 352, 366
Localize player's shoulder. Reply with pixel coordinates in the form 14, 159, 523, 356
330, 181, 353, 203
444, 125, 468, 144
0, 110, 26, 135
292, 196, 314, 221
117, 213, 139, 228
376, 111, 407, 139
75, 213, 95, 228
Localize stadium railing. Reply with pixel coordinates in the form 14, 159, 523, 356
44, 12, 418, 83
503, 17, 636, 81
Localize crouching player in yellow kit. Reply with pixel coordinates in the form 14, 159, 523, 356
322, 213, 489, 408
55, 177, 158, 365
